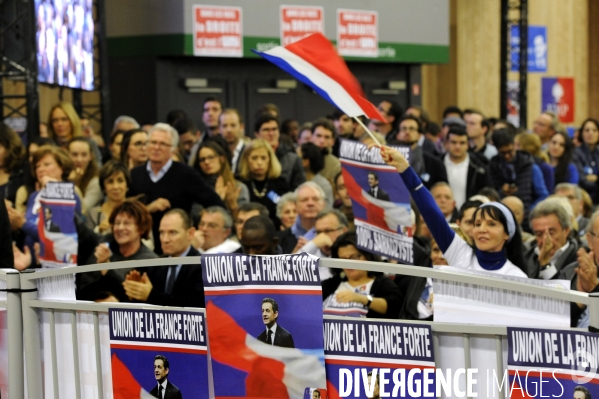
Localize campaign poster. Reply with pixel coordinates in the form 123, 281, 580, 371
324, 318, 435, 398
109, 308, 209, 399
338, 139, 413, 263
507, 80, 520, 128
37, 181, 78, 268
193, 5, 243, 57
337, 9, 378, 57
542, 77, 575, 123
280, 5, 324, 46
433, 266, 570, 328
203, 253, 327, 399
508, 327, 599, 398
510, 25, 548, 73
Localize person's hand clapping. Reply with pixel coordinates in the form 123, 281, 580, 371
335, 290, 362, 304
576, 248, 599, 293
94, 243, 111, 264
147, 198, 171, 213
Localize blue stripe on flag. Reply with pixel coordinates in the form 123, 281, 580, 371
253, 49, 341, 112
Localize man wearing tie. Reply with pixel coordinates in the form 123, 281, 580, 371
150, 355, 182, 399
122, 209, 204, 307
44, 207, 61, 233
257, 298, 295, 348
367, 172, 390, 201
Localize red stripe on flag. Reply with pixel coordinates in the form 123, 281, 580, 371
342, 169, 393, 232
111, 353, 143, 399
285, 33, 386, 122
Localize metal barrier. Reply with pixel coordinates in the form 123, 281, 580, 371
0, 269, 24, 399
9, 256, 598, 398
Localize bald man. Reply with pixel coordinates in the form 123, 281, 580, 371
502, 196, 534, 245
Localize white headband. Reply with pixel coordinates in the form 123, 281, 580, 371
479, 202, 516, 241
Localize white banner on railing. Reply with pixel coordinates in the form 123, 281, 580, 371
433, 266, 571, 328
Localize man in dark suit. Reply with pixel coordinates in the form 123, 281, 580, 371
44, 208, 61, 233
122, 209, 204, 307
257, 298, 295, 348
367, 172, 390, 201
150, 355, 182, 399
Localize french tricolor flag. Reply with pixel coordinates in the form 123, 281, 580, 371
254, 33, 386, 122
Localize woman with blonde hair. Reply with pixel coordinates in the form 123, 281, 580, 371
238, 139, 289, 227
47, 101, 102, 164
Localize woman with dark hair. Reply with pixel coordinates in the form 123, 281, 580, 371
193, 140, 248, 215
574, 118, 599, 201
119, 129, 148, 170
322, 231, 401, 319
547, 131, 578, 185
79, 200, 157, 302
86, 161, 131, 235
376, 144, 527, 277
299, 142, 333, 208
0, 123, 26, 205
14, 137, 56, 213
69, 137, 101, 211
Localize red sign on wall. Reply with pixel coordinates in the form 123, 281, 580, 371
193, 5, 243, 57
337, 9, 378, 58
280, 6, 324, 46
541, 77, 575, 123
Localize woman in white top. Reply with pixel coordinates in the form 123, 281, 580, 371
376, 144, 527, 277
68, 137, 102, 212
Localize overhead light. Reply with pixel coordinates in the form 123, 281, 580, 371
276, 79, 297, 89
257, 88, 289, 94
184, 78, 208, 88
188, 88, 223, 94
183, 78, 223, 93
388, 80, 406, 90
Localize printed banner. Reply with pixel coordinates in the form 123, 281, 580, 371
280, 5, 324, 46
433, 266, 570, 328
202, 253, 327, 399
542, 77, 575, 123
338, 139, 413, 263
507, 80, 521, 128
324, 318, 435, 398
37, 181, 78, 268
337, 9, 378, 57
193, 5, 243, 57
510, 25, 548, 72
508, 327, 599, 399
109, 308, 209, 399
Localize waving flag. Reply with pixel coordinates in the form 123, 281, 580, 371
254, 33, 386, 121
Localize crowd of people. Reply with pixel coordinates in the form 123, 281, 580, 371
0, 97, 597, 327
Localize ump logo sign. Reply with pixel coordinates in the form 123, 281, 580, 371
541, 77, 574, 123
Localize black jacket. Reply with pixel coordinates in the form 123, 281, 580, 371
322, 274, 402, 319
145, 247, 205, 308
277, 228, 298, 255
257, 324, 295, 348
150, 380, 182, 399
0, 200, 13, 269
443, 153, 493, 200
421, 152, 448, 190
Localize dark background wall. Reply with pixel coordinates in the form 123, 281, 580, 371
109, 56, 421, 131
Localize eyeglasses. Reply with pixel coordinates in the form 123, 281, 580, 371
315, 227, 343, 235
199, 155, 218, 163
149, 140, 172, 148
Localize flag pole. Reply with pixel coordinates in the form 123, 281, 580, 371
353, 116, 382, 146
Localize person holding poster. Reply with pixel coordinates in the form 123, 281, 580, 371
375, 144, 528, 277
322, 232, 401, 319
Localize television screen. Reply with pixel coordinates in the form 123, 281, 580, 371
35, 0, 95, 91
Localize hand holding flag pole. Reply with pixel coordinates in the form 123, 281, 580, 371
254, 33, 386, 147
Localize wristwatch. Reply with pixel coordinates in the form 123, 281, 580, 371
365, 295, 373, 308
